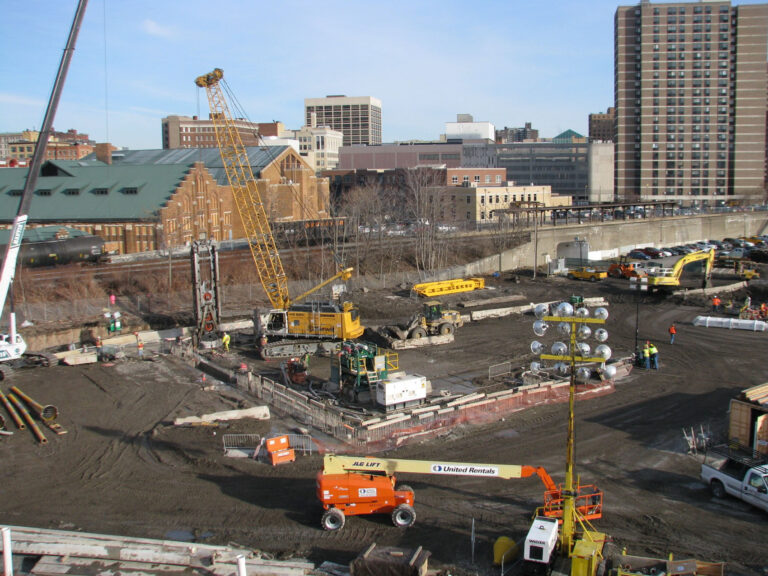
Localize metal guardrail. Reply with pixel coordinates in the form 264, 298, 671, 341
488, 361, 513, 380
222, 433, 261, 458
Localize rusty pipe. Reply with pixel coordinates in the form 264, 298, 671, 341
9, 386, 58, 422
8, 394, 47, 444
0, 389, 25, 430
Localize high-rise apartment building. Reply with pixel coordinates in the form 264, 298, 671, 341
588, 108, 616, 142
615, 1, 768, 205
496, 123, 540, 143
304, 96, 382, 146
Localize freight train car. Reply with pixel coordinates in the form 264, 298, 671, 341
1, 235, 106, 268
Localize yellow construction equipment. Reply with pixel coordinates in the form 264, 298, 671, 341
412, 277, 485, 297
630, 250, 714, 292
195, 69, 364, 357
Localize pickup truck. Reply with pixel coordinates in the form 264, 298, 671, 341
701, 444, 768, 513
566, 267, 608, 282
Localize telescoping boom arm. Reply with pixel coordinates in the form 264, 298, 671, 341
322, 454, 556, 485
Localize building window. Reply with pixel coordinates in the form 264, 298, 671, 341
452, 176, 458, 184
93, 188, 109, 195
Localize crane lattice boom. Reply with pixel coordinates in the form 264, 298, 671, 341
195, 68, 290, 309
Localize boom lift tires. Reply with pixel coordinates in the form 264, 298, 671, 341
391, 504, 416, 528
321, 508, 346, 531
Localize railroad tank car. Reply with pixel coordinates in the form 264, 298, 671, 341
10, 235, 106, 267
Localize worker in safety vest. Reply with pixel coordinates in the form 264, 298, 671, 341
137, 339, 144, 359
711, 295, 721, 313
642, 342, 651, 370
649, 342, 659, 370
222, 332, 231, 352
668, 323, 677, 344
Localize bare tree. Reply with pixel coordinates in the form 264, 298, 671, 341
401, 168, 449, 273
335, 176, 388, 277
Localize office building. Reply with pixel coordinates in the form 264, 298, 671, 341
444, 114, 495, 142
284, 125, 344, 172
162, 115, 284, 149
615, 1, 768, 205
304, 96, 382, 146
495, 141, 591, 203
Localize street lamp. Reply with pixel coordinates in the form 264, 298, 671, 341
531, 300, 613, 554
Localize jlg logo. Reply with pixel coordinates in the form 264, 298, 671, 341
353, 460, 381, 468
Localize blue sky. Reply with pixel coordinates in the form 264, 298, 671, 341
0, 1, 762, 151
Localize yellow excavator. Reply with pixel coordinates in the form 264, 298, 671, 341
630, 249, 715, 292
195, 69, 364, 358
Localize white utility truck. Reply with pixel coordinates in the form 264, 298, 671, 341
701, 444, 768, 513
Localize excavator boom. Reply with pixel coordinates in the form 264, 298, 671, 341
645, 249, 715, 289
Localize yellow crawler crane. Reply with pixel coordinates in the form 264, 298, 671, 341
195, 69, 364, 357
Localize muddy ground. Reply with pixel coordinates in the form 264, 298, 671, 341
1, 272, 767, 575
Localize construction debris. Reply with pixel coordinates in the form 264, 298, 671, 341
173, 406, 270, 426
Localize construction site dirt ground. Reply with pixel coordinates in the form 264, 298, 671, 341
1, 273, 768, 576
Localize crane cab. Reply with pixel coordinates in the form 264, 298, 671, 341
254, 301, 364, 341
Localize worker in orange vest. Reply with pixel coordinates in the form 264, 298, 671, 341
137, 339, 145, 359
711, 295, 721, 313
668, 322, 677, 344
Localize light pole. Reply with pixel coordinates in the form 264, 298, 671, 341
530, 301, 614, 554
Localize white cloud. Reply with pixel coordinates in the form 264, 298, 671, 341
141, 19, 175, 39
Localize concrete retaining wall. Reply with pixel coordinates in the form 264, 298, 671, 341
474, 212, 768, 275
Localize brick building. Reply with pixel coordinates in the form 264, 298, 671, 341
0, 146, 329, 254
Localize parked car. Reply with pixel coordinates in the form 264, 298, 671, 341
724, 237, 754, 248
641, 247, 663, 258
627, 250, 651, 260
657, 248, 674, 257
720, 247, 753, 260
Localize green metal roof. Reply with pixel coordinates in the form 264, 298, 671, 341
0, 225, 91, 245
0, 146, 289, 224
0, 160, 190, 222
99, 146, 289, 186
